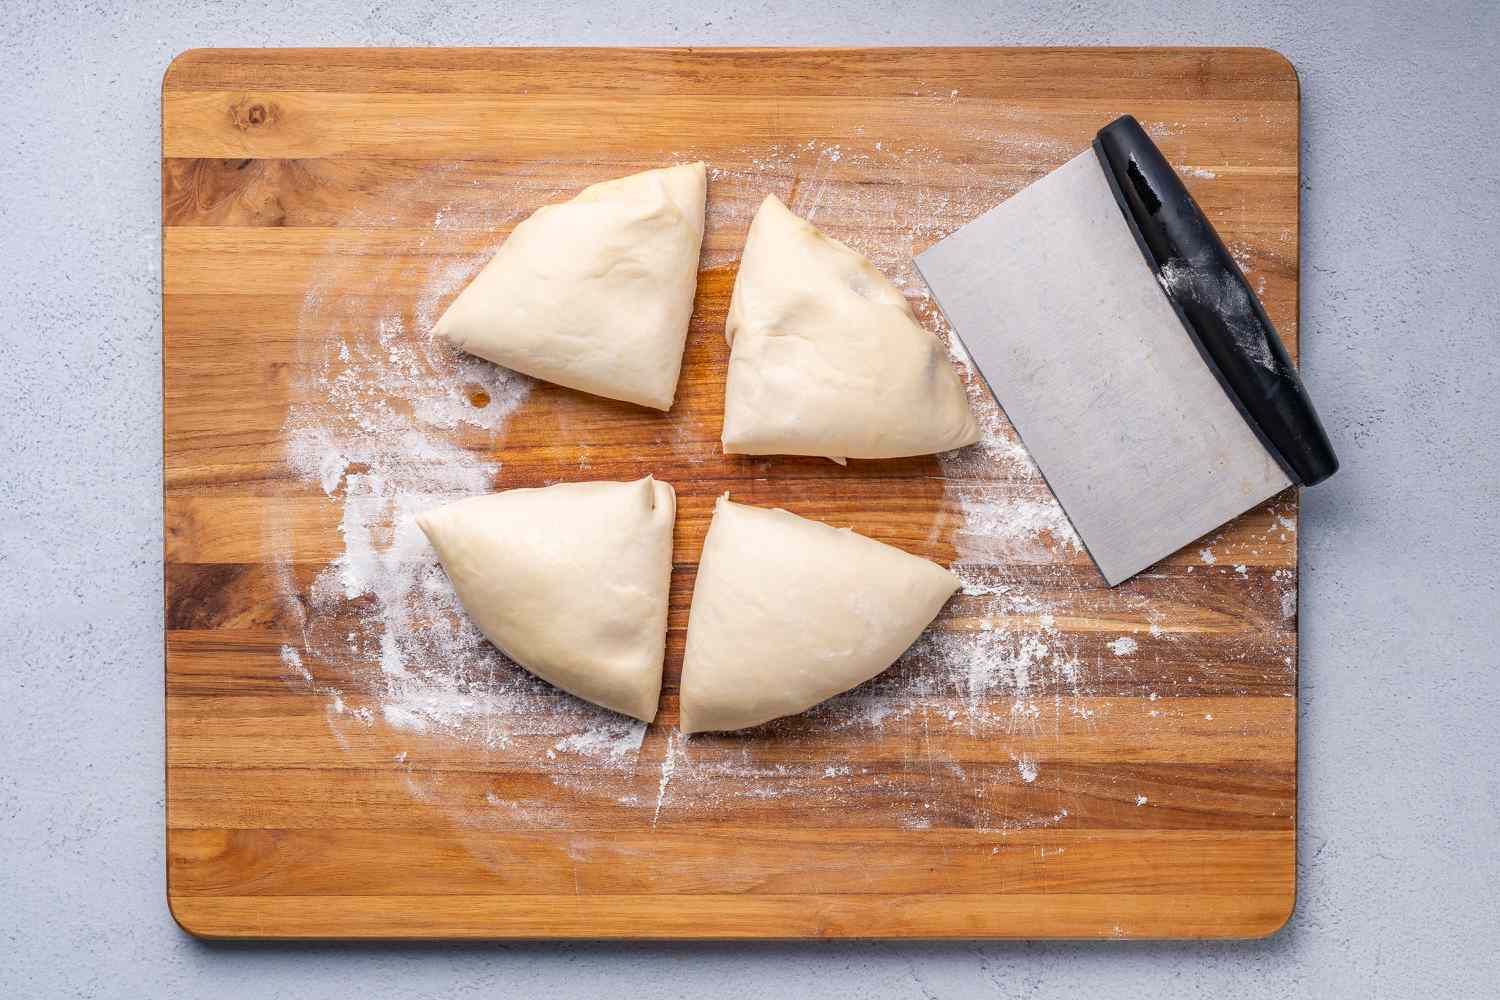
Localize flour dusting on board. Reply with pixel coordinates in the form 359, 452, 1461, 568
274, 165, 659, 777
269, 141, 1287, 838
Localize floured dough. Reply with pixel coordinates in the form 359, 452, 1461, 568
679, 496, 961, 733
416, 476, 675, 722
721, 194, 981, 460
434, 162, 707, 410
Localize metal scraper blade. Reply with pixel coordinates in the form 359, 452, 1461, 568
914, 149, 1292, 586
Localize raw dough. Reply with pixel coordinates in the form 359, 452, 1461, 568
721, 194, 981, 460
434, 162, 707, 410
678, 496, 961, 733
416, 476, 675, 722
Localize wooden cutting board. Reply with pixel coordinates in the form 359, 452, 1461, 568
163, 47, 1301, 939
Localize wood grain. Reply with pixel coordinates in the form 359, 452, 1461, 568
163, 47, 1301, 939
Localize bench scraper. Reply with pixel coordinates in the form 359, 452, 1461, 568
914, 115, 1338, 586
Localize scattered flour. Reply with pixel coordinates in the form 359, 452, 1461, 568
266, 140, 1293, 839
273, 165, 652, 788
1158, 255, 1277, 372
652, 731, 681, 828
278, 644, 312, 684
554, 720, 650, 760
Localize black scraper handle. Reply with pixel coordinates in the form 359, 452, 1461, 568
1092, 115, 1338, 487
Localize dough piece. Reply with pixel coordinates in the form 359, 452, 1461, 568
679, 496, 961, 733
434, 162, 707, 410
722, 194, 981, 460
416, 477, 675, 722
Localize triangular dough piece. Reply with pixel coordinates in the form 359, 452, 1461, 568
416, 476, 675, 722
679, 497, 961, 733
722, 195, 981, 460
434, 162, 706, 410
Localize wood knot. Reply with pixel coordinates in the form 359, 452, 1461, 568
229, 97, 276, 131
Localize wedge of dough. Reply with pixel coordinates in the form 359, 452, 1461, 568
679, 497, 961, 733
722, 194, 981, 460
416, 476, 675, 722
434, 162, 707, 410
